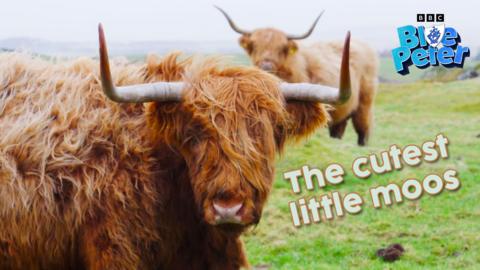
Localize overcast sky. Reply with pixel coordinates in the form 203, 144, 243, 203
0, 0, 478, 50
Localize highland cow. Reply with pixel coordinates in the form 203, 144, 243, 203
0, 25, 350, 269
217, 7, 379, 145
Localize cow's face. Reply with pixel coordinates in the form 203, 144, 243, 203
215, 7, 323, 78
182, 96, 280, 229
240, 29, 298, 76
146, 61, 328, 233
99, 25, 346, 234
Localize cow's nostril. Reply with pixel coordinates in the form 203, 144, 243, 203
213, 203, 243, 220
258, 61, 274, 72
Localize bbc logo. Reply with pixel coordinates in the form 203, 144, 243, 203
417, 14, 444, 22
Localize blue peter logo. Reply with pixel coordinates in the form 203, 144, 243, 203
392, 25, 470, 75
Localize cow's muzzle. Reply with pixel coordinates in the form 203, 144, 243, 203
257, 60, 276, 73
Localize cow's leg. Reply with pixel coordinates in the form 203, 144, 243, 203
352, 96, 374, 146
352, 72, 377, 146
329, 118, 348, 139
80, 217, 140, 270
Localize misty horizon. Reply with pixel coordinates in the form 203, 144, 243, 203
0, 0, 478, 54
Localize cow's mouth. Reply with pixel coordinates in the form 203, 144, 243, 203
256, 60, 278, 74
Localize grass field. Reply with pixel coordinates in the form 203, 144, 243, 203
242, 77, 480, 269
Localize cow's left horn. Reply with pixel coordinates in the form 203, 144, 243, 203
98, 24, 184, 103
281, 31, 351, 104
286, 10, 325, 40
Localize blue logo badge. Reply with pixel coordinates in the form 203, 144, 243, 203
392, 23, 470, 75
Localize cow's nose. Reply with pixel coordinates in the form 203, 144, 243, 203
258, 61, 274, 72
213, 202, 243, 224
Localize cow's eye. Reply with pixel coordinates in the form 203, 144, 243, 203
282, 45, 289, 56
183, 132, 201, 148
247, 43, 254, 54
191, 136, 203, 147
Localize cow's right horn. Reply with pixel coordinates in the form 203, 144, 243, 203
98, 24, 184, 103
280, 31, 351, 104
214, 6, 252, 35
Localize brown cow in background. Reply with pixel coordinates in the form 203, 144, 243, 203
217, 7, 378, 145
0, 25, 350, 269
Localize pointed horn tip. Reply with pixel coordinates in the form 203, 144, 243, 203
286, 10, 324, 40
98, 24, 105, 48
336, 31, 352, 104
342, 31, 351, 52
98, 23, 105, 42
214, 6, 251, 35
315, 10, 326, 21
213, 5, 227, 15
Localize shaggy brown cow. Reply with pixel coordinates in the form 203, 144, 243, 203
217, 7, 379, 145
0, 25, 350, 269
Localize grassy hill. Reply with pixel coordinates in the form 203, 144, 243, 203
379, 57, 480, 83
243, 78, 480, 269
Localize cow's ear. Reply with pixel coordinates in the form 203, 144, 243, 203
287, 40, 298, 55
239, 35, 253, 54
285, 102, 330, 140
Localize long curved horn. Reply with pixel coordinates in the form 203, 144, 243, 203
281, 31, 351, 104
214, 6, 251, 35
98, 24, 184, 103
286, 10, 325, 40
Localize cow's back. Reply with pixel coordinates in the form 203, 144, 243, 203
0, 53, 157, 268
298, 39, 378, 123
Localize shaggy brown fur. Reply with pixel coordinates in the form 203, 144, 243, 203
238, 28, 379, 145
0, 52, 328, 269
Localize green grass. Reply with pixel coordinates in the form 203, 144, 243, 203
242, 78, 480, 269
361, 57, 478, 83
